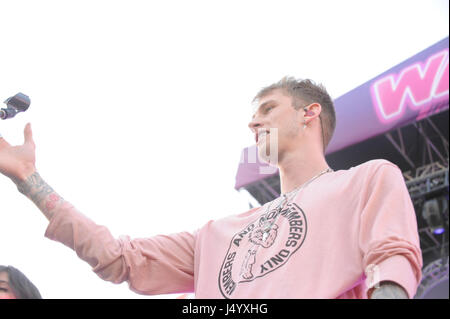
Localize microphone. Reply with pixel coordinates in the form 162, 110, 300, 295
1, 93, 31, 120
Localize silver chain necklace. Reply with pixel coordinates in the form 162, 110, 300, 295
261, 167, 333, 241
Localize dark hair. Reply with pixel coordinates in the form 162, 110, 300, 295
0, 265, 42, 299
253, 76, 336, 152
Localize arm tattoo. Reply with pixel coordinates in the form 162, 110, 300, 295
14, 172, 65, 221
370, 281, 409, 299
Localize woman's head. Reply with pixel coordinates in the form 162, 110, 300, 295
0, 265, 42, 299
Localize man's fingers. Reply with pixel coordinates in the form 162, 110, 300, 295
24, 123, 34, 146
0, 123, 34, 149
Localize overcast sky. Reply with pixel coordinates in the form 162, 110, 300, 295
0, 0, 448, 299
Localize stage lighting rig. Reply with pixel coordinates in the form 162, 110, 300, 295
422, 197, 448, 235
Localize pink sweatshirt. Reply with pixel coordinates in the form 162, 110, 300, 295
45, 159, 423, 298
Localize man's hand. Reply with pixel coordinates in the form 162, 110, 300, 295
0, 123, 36, 182
1, 124, 64, 220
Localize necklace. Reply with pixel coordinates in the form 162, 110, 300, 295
238, 166, 334, 282
260, 167, 333, 241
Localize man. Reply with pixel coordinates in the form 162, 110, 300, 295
0, 77, 422, 298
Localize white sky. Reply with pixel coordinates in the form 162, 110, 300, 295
0, 0, 448, 299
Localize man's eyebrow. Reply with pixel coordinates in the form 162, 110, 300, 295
0, 280, 8, 284
252, 100, 277, 119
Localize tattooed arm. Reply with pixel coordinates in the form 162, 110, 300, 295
369, 281, 409, 299
13, 172, 65, 221
0, 123, 63, 221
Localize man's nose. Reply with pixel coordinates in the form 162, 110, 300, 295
248, 117, 262, 133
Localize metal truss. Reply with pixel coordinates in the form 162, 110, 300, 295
392, 114, 450, 266
404, 162, 449, 199
414, 257, 449, 299
385, 116, 449, 172
419, 226, 449, 257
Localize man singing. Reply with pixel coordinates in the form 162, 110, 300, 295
0, 76, 422, 298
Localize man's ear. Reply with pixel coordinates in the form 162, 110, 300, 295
303, 103, 322, 122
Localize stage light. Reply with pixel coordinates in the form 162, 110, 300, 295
422, 198, 445, 235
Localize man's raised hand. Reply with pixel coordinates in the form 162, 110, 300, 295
0, 123, 36, 182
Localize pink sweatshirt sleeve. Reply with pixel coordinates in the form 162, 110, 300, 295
358, 162, 423, 298
44, 201, 195, 295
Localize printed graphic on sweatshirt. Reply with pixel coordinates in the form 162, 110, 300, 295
218, 202, 307, 298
